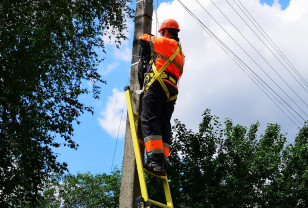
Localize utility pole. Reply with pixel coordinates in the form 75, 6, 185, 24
119, 0, 153, 207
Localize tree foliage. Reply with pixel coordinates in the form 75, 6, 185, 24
148, 109, 308, 208
34, 110, 307, 207
38, 170, 121, 208
0, 0, 133, 206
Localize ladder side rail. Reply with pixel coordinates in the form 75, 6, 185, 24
162, 179, 173, 207
124, 88, 150, 205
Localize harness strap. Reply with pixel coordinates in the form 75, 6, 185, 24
145, 45, 182, 102
145, 72, 177, 85
155, 54, 183, 71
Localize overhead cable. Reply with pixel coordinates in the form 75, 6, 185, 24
196, 0, 308, 118
201, 0, 308, 118
236, 0, 308, 89
228, 0, 308, 95
177, 0, 305, 125
195, 0, 306, 121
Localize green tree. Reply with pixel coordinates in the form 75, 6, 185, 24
148, 110, 227, 207
278, 123, 308, 208
0, 0, 133, 206
147, 109, 307, 208
252, 124, 286, 207
39, 170, 121, 208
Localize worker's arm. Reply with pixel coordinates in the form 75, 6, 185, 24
139, 34, 154, 61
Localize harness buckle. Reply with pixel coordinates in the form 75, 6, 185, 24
144, 72, 177, 86
160, 72, 177, 85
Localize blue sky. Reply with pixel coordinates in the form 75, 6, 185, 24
54, 0, 308, 175
260, 0, 290, 9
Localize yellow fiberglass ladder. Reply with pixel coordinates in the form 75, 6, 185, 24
124, 86, 174, 208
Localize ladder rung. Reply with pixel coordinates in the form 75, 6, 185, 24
143, 168, 168, 180
148, 199, 171, 208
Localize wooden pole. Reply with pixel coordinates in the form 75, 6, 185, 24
119, 0, 153, 207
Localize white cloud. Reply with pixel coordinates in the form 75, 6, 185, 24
113, 47, 132, 62
100, 19, 134, 46
100, 19, 133, 64
98, 88, 127, 138
99, 62, 119, 76
152, 0, 308, 141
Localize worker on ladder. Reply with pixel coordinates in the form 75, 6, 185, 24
138, 19, 185, 176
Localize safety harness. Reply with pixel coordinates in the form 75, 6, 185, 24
144, 37, 184, 102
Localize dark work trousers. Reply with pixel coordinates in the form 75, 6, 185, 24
141, 81, 178, 164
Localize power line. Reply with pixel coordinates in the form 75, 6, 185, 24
229, 52, 302, 127
110, 68, 130, 173
177, 0, 305, 126
155, 0, 159, 36
229, 0, 308, 95
196, 0, 308, 119
196, 0, 308, 117
110, 91, 126, 173
214, 32, 302, 127
236, 0, 308, 90
223, 0, 308, 117
194, 0, 307, 120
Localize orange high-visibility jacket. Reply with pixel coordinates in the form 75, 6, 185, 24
139, 34, 185, 88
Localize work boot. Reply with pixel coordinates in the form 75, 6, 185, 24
144, 160, 166, 176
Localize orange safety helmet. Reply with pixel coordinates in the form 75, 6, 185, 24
158, 19, 180, 33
